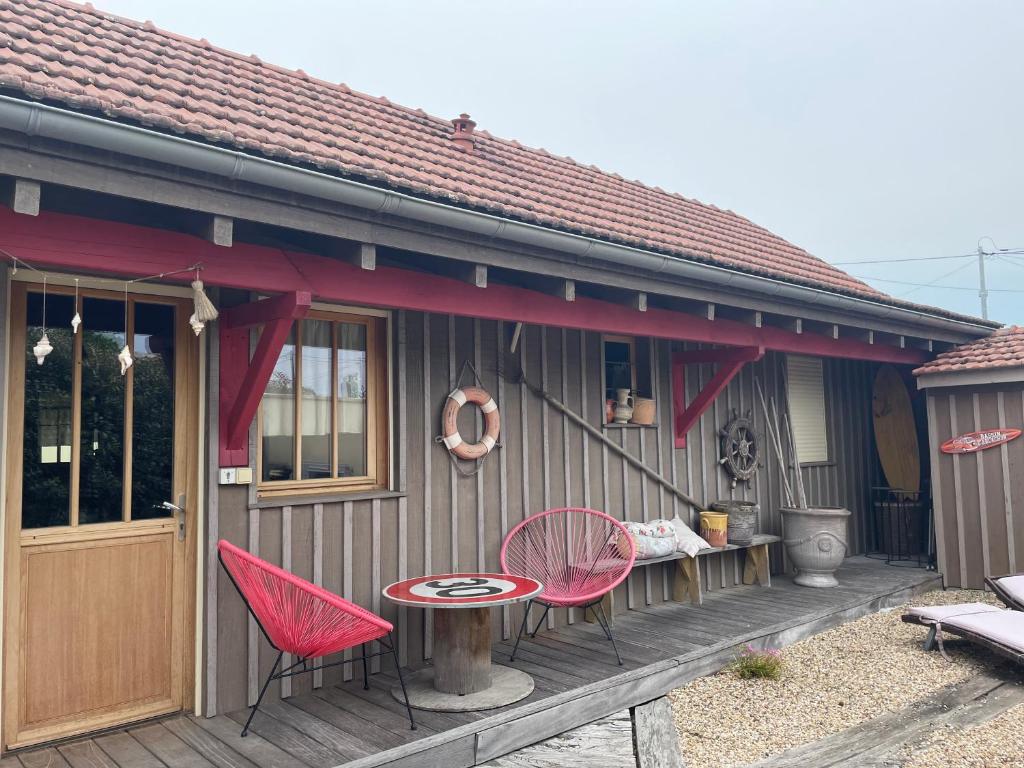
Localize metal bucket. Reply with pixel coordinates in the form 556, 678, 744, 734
712, 500, 759, 546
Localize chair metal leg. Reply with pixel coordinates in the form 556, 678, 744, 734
529, 603, 551, 637
924, 625, 937, 652
241, 650, 283, 737
594, 600, 623, 665
361, 643, 370, 690
586, 602, 613, 640
510, 598, 533, 662
387, 632, 416, 730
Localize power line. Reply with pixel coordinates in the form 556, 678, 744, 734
833, 249, 1024, 266
833, 253, 976, 266
899, 260, 978, 298
849, 274, 1024, 292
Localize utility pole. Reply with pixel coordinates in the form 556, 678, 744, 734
977, 247, 989, 320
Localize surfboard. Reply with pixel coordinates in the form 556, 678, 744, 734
872, 365, 920, 493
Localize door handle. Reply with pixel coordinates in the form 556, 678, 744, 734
162, 494, 187, 541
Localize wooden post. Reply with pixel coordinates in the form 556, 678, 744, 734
742, 543, 771, 586
204, 214, 233, 247
672, 557, 702, 605
4, 179, 40, 216
432, 607, 492, 694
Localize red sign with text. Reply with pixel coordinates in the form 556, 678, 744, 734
940, 428, 1021, 454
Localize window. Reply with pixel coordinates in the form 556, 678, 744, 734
602, 335, 652, 424
258, 310, 389, 496
20, 289, 180, 529
786, 355, 829, 463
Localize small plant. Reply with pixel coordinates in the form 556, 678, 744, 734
731, 644, 784, 680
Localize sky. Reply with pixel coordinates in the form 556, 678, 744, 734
96, 0, 1024, 324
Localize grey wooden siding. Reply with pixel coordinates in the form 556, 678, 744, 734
927, 383, 1024, 589
209, 313, 880, 714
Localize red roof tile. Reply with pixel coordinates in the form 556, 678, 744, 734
0, 1, 991, 323
914, 326, 1024, 376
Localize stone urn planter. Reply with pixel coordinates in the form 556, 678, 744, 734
780, 506, 850, 588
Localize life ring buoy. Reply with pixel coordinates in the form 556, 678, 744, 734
442, 386, 500, 460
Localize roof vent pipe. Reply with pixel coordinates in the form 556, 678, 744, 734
450, 113, 476, 153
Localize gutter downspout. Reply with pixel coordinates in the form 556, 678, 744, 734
0, 95, 993, 338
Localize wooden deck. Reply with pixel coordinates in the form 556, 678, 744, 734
5, 557, 939, 768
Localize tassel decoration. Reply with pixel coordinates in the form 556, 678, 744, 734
191, 277, 218, 324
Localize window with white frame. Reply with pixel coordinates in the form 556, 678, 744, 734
786, 355, 829, 464
258, 309, 389, 497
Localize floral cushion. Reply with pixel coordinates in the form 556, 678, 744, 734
619, 521, 676, 559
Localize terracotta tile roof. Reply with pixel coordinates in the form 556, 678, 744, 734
0, 1, 990, 324
914, 326, 1024, 376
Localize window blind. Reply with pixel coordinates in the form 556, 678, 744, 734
786, 355, 829, 463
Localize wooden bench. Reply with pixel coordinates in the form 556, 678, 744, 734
592, 534, 781, 622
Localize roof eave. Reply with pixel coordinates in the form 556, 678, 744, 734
916, 366, 1024, 389
0, 94, 997, 340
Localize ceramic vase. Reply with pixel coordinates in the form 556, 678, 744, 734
781, 506, 850, 587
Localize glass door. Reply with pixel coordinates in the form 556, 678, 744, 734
4, 282, 198, 749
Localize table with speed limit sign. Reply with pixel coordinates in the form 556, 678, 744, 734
383, 572, 542, 711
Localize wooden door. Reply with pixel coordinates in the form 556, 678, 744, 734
3, 282, 198, 749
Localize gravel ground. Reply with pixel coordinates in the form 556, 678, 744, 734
668, 587, 1004, 768
903, 703, 1024, 768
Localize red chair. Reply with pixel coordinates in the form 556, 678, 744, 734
218, 540, 416, 735
500, 508, 636, 665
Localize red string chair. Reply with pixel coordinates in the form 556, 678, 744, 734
218, 539, 416, 735
500, 508, 636, 665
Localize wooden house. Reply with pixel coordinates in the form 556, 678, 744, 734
915, 327, 1024, 589
0, 0, 998, 754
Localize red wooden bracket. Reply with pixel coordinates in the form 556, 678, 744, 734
672, 346, 764, 449
219, 291, 312, 466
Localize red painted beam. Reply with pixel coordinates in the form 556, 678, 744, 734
672, 348, 763, 449
0, 208, 928, 365
219, 292, 311, 466
673, 346, 765, 365
221, 290, 312, 329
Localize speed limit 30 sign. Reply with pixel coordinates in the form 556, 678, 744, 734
383, 573, 543, 608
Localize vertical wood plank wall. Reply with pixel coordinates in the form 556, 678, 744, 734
210, 314, 880, 714
927, 384, 1024, 589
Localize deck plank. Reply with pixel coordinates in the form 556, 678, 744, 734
256, 700, 374, 762
161, 718, 260, 768
18, 749, 72, 768
16, 560, 940, 768
56, 741, 118, 768
223, 710, 345, 768
190, 716, 309, 768
91, 733, 165, 768
284, 696, 409, 752
127, 725, 215, 768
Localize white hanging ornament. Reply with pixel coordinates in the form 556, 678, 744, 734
188, 312, 205, 337
35, 274, 52, 365
118, 344, 133, 375
71, 278, 81, 334
33, 333, 53, 365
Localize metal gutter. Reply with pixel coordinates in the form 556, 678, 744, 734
0, 95, 995, 338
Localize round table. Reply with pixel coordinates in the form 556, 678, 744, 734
383, 573, 542, 712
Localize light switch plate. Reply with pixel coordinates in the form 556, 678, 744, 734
218, 467, 237, 485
